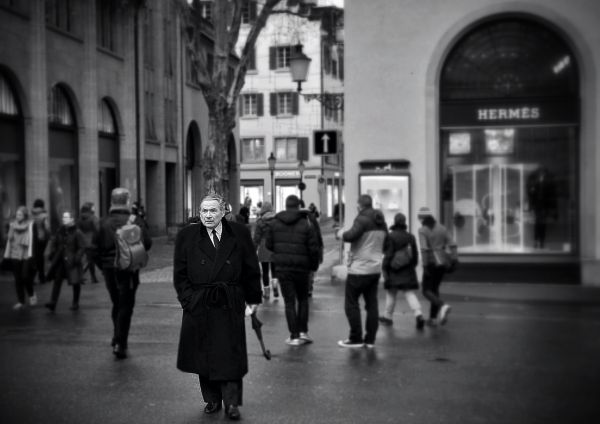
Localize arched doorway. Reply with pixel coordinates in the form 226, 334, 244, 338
48, 84, 79, 230
98, 98, 119, 216
439, 16, 579, 258
0, 71, 24, 246
185, 121, 201, 218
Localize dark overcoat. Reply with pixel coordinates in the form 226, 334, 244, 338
382, 228, 419, 291
173, 219, 262, 379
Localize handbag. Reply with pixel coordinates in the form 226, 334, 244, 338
390, 244, 412, 270
433, 248, 459, 273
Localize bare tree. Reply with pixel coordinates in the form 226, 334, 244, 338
179, 0, 314, 196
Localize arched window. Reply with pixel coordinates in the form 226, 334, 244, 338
0, 74, 19, 116
98, 98, 119, 216
439, 17, 579, 255
48, 85, 75, 127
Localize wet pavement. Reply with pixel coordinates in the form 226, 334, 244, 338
1, 221, 600, 423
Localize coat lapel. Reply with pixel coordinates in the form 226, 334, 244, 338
209, 221, 236, 281
197, 224, 216, 261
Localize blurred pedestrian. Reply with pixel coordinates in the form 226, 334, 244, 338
300, 200, 323, 297
336, 194, 387, 348
308, 202, 320, 219
266, 195, 321, 346
417, 206, 457, 326
380, 213, 425, 329
4, 206, 37, 310
44, 210, 85, 312
77, 202, 100, 284
31, 198, 51, 285
173, 193, 261, 421
94, 188, 152, 359
252, 201, 277, 300
235, 206, 250, 227
131, 200, 151, 289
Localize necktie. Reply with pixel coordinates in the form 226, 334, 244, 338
212, 229, 220, 250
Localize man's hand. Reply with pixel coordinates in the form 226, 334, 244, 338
245, 304, 259, 316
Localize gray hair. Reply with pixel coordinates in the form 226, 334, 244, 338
200, 193, 226, 211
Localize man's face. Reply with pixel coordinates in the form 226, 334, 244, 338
200, 200, 224, 229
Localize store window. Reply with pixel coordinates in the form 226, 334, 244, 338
440, 17, 579, 254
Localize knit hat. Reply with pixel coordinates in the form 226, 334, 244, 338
417, 206, 434, 218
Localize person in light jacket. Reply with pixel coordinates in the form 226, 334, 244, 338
380, 213, 425, 329
252, 201, 277, 300
4, 206, 37, 310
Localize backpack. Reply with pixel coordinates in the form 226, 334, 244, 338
390, 244, 412, 270
114, 215, 148, 271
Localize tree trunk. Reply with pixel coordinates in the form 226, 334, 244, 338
202, 106, 235, 200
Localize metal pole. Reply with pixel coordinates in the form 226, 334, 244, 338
271, 170, 275, 209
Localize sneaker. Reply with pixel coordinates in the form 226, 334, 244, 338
416, 315, 425, 330
337, 339, 364, 348
299, 332, 313, 343
378, 316, 393, 326
29, 294, 38, 306
12, 302, 24, 310
285, 337, 306, 346
262, 286, 270, 301
364, 343, 375, 349
439, 304, 452, 325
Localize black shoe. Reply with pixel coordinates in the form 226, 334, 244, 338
44, 302, 56, 312
416, 315, 425, 330
226, 405, 240, 420
378, 317, 393, 326
204, 402, 222, 414
113, 344, 127, 359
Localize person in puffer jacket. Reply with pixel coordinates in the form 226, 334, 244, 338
335, 194, 387, 348
265, 195, 321, 346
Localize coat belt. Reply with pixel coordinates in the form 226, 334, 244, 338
201, 281, 239, 310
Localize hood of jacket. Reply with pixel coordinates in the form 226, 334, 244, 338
275, 209, 307, 225
261, 210, 276, 221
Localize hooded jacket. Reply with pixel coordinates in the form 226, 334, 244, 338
265, 209, 321, 273
341, 207, 388, 274
253, 210, 276, 262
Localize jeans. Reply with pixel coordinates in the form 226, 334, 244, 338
260, 262, 275, 287
421, 266, 446, 319
382, 289, 422, 320
103, 267, 139, 349
278, 271, 310, 338
344, 273, 380, 344
11, 258, 35, 303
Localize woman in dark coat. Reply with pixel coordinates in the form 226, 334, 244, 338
173, 194, 261, 420
380, 212, 425, 329
77, 202, 100, 283
44, 210, 86, 312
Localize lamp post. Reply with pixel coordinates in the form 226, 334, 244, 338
298, 160, 306, 201
267, 152, 276, 209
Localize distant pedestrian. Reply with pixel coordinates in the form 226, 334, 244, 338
131, 200, 150, 289
77, 202, 100, 284
266, 195, 321, 346
235, 206, 250, 227
44, 210, 86, 312
252, 201, 278, 300
336, 194, 387, 348
308, 202, 320, 219
31, 198, 51, 285
379, 213, 425, 329
4, 206, 37, 310
417, 206, 457, 326
94, 188, 152, 359
173, 192, 261, 421
300, 200, 323, 297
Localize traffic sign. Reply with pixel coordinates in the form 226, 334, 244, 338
314, 130, 338, 155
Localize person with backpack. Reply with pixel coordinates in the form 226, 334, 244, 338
31, 199, 51, 285
44, 210, 86, 312
379, 213, 425, 329
94, 188, 152, 359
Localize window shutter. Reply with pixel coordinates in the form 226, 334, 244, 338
249, 1, 257, 23
292, 92, 299, 115
257, 93, 264, 116
298, 137, 309, 161
270, 93, 277, 115
248, 47, 256, 70
239, 96, 244, 116
339, 55, 344, 80
269, 47, 276, 70
323, 45, 331, 74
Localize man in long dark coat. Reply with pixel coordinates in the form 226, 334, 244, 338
173, 193, 262, 421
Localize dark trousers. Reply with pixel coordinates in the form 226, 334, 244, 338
278, 271, 310, 338
422, 266, 446, 319
199, 376, 242, 406
260, 262, 275, 287
11, 258, 35, 303
49, 262, 81, 306
344, 273, 380, 344
33, 240, 47, 284
103, 267, 139, 349
83, 249, 99, 282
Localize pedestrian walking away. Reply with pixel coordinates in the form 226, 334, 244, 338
3, 206, 37, 310
94, 188, 152, 359
31, 198, 51, 285
44, 210, 86, 312
252, 201, 278, 300
265, 195, 321, 346
417, 206, 458, 326
300, 199, 324, 297
380, 213, 425, 329
173, 193, 262, 421
336, 194, 387, 348
77, 202, 100, 284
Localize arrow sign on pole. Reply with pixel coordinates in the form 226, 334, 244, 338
314, 130, 338, 155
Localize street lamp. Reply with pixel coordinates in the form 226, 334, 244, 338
267, 152, 276, 208
298, 160, 306, 201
